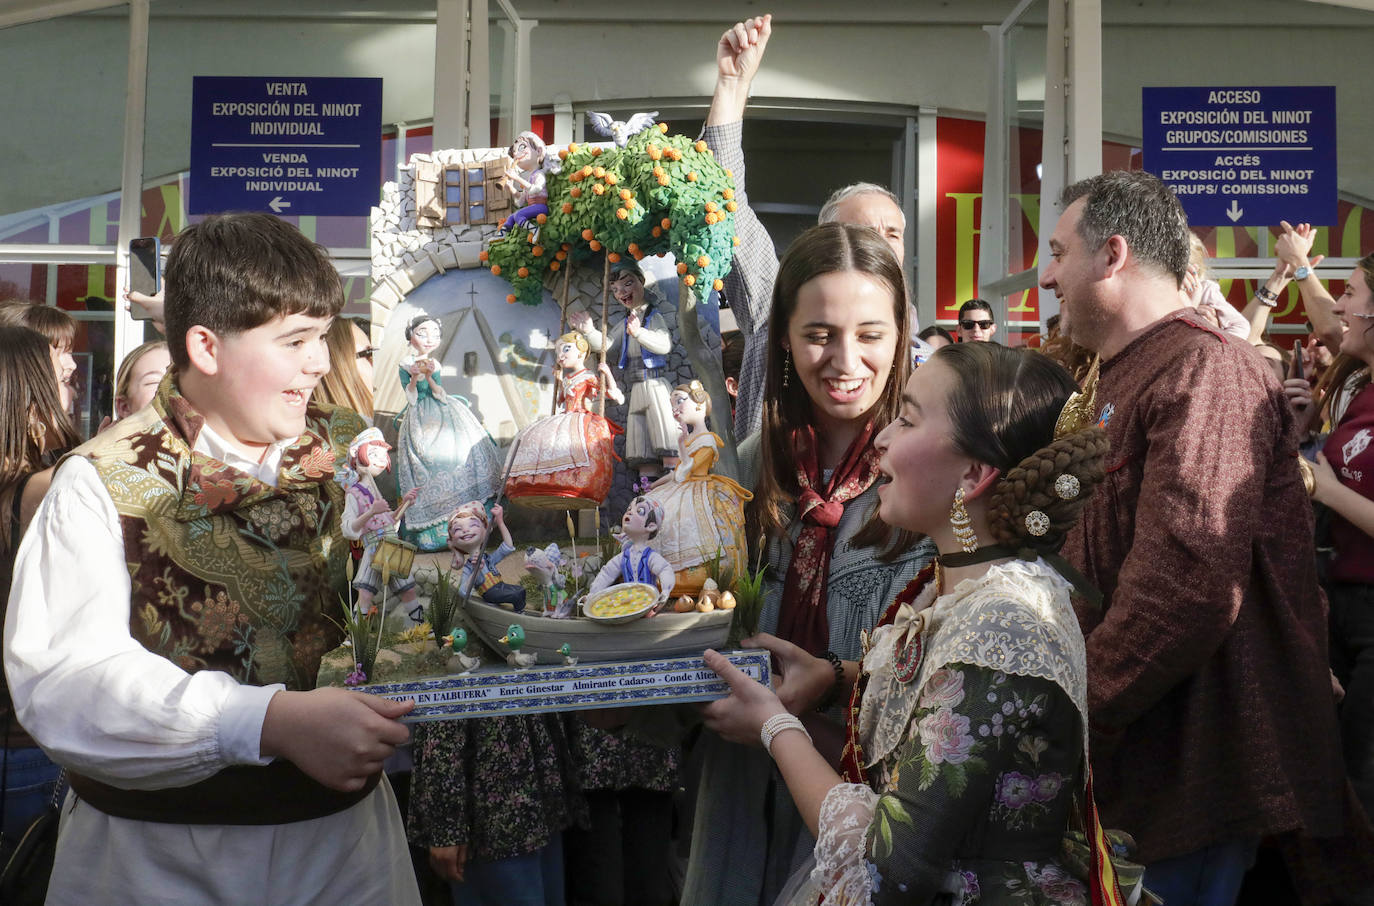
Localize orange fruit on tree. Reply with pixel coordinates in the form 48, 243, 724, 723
491, 265, 501, 275
616, 208, 628, 220
620, 189, 633, 201
582, 228, 595, 240
676, 262, 688, 275
562, 202, 574, 213
722, 188, 734, 199
658, 123, 668, 133
696, 255, 710, 267
591, 145, 603, 156
589, 240, 602, 251
479, 250, 489, 262
684, 274, 696, 286
592, 184, 605, 195
726, 201, 738, 212
550, 261, 561, 271
713, 278, 724, 291
536, 213, 547, 224
705, 202, 717, 213
506, 294, 517, 303
517, 267, 529, 278
651, 226, 662, 238
694, 140, 708, 152
608, 252, 621, 262
593, 166, 606, 178
558, 148, 569, 160
555, 249, 567, 260
570, 187, 582, 198
605, 173, 618, 185
686, 172, 698, 182
568, 142, 580, 154
661, 218, 672, 229
532, 246, 544, 256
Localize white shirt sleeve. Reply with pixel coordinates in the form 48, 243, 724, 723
3, 456, 279, 790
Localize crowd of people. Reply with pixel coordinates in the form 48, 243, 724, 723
3, 12, 1374, 906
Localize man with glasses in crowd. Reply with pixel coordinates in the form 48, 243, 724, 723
957, 298, 998, 343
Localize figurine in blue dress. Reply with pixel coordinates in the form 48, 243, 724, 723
396, 313, 502, 550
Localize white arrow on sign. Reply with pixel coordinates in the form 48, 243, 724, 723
269, 196, 292, 213
1225, 200, 1243, 222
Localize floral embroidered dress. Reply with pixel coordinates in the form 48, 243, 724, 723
506, 367, 620, 508
643, 429, 752, 596
799, 558, 1091, 906
395, 360, 502, 551
408, 714, 584, 864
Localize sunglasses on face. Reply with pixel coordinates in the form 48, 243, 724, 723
356, 346, 378, 362
960, 319, 994, 331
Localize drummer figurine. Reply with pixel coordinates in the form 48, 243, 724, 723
586, 496, 675, 612
340, 427, 422, 622
448, 502, 528, 613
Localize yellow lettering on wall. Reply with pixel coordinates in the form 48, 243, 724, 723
87, 267, 108, 299
947, 192, 981, 311
1343, 205, 1365, 258
146, 184, 185, 238
88, 201, 118, 245
1008, 194, 1040, 312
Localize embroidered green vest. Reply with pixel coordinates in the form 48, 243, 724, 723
78, 376, 365, 690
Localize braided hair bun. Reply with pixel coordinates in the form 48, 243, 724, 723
987, 425, 1108, 551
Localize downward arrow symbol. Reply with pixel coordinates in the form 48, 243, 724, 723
1225, 200, 1243, 222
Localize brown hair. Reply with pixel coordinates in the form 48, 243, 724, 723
316, 318, 374, 418
162, 213, 343, 370
1316, 253, 1374, 420
934, 342, 1107, 551
752, 222, 912, 552
0, 326, 80, 548
0, 301, 77, 350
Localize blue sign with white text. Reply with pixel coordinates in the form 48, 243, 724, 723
1142, 86, 1336, 226
190, 76, 382, 216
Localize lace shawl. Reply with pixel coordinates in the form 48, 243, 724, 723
803, 558, 1090, 906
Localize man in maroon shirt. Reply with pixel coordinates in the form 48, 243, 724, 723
1040, 171, 1347, 906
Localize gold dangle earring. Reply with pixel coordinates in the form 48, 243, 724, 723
950, 487, 979, 553
782, 350, 791, 389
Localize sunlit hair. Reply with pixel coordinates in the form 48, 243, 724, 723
163, 213, 343, 370
1060, 170, 1190, 286
0, 300, 77, 350
114, 341, 169, 415
316, 318, 374, 419
752, 222, 912, 554
818, 182, 905, 230
0, 326, 79, 549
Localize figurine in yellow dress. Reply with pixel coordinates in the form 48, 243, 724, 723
644, 381, 752, 597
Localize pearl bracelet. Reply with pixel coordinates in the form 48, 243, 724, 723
760, 713, 811, 757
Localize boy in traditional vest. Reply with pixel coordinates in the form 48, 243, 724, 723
4, 213, 421, 904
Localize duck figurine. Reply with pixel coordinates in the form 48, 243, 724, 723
440, 627, 482, 675
558, 642, 578, 666
498, 624, 539, 669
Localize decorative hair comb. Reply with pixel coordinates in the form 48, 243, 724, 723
1053, 355, 1101, 439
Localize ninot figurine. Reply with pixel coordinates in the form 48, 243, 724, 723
586, 496, 676, 611
499, 130, 550, 233
645, 381, 753, 596
447, 501, 527, 613
396, 313, 503, 551
568, 259, 678, 478
339, 427, 423, 623
506, 331, 624, 510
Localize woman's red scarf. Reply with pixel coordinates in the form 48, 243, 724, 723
775, 421, 884, 657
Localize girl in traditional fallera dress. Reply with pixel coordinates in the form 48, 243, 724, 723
395, 313, 502, 551
704, 342, 1135, 906
506, 331, 623, 509
643, 380, 752, 596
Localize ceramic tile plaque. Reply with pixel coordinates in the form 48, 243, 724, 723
356, 649, 770, 722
